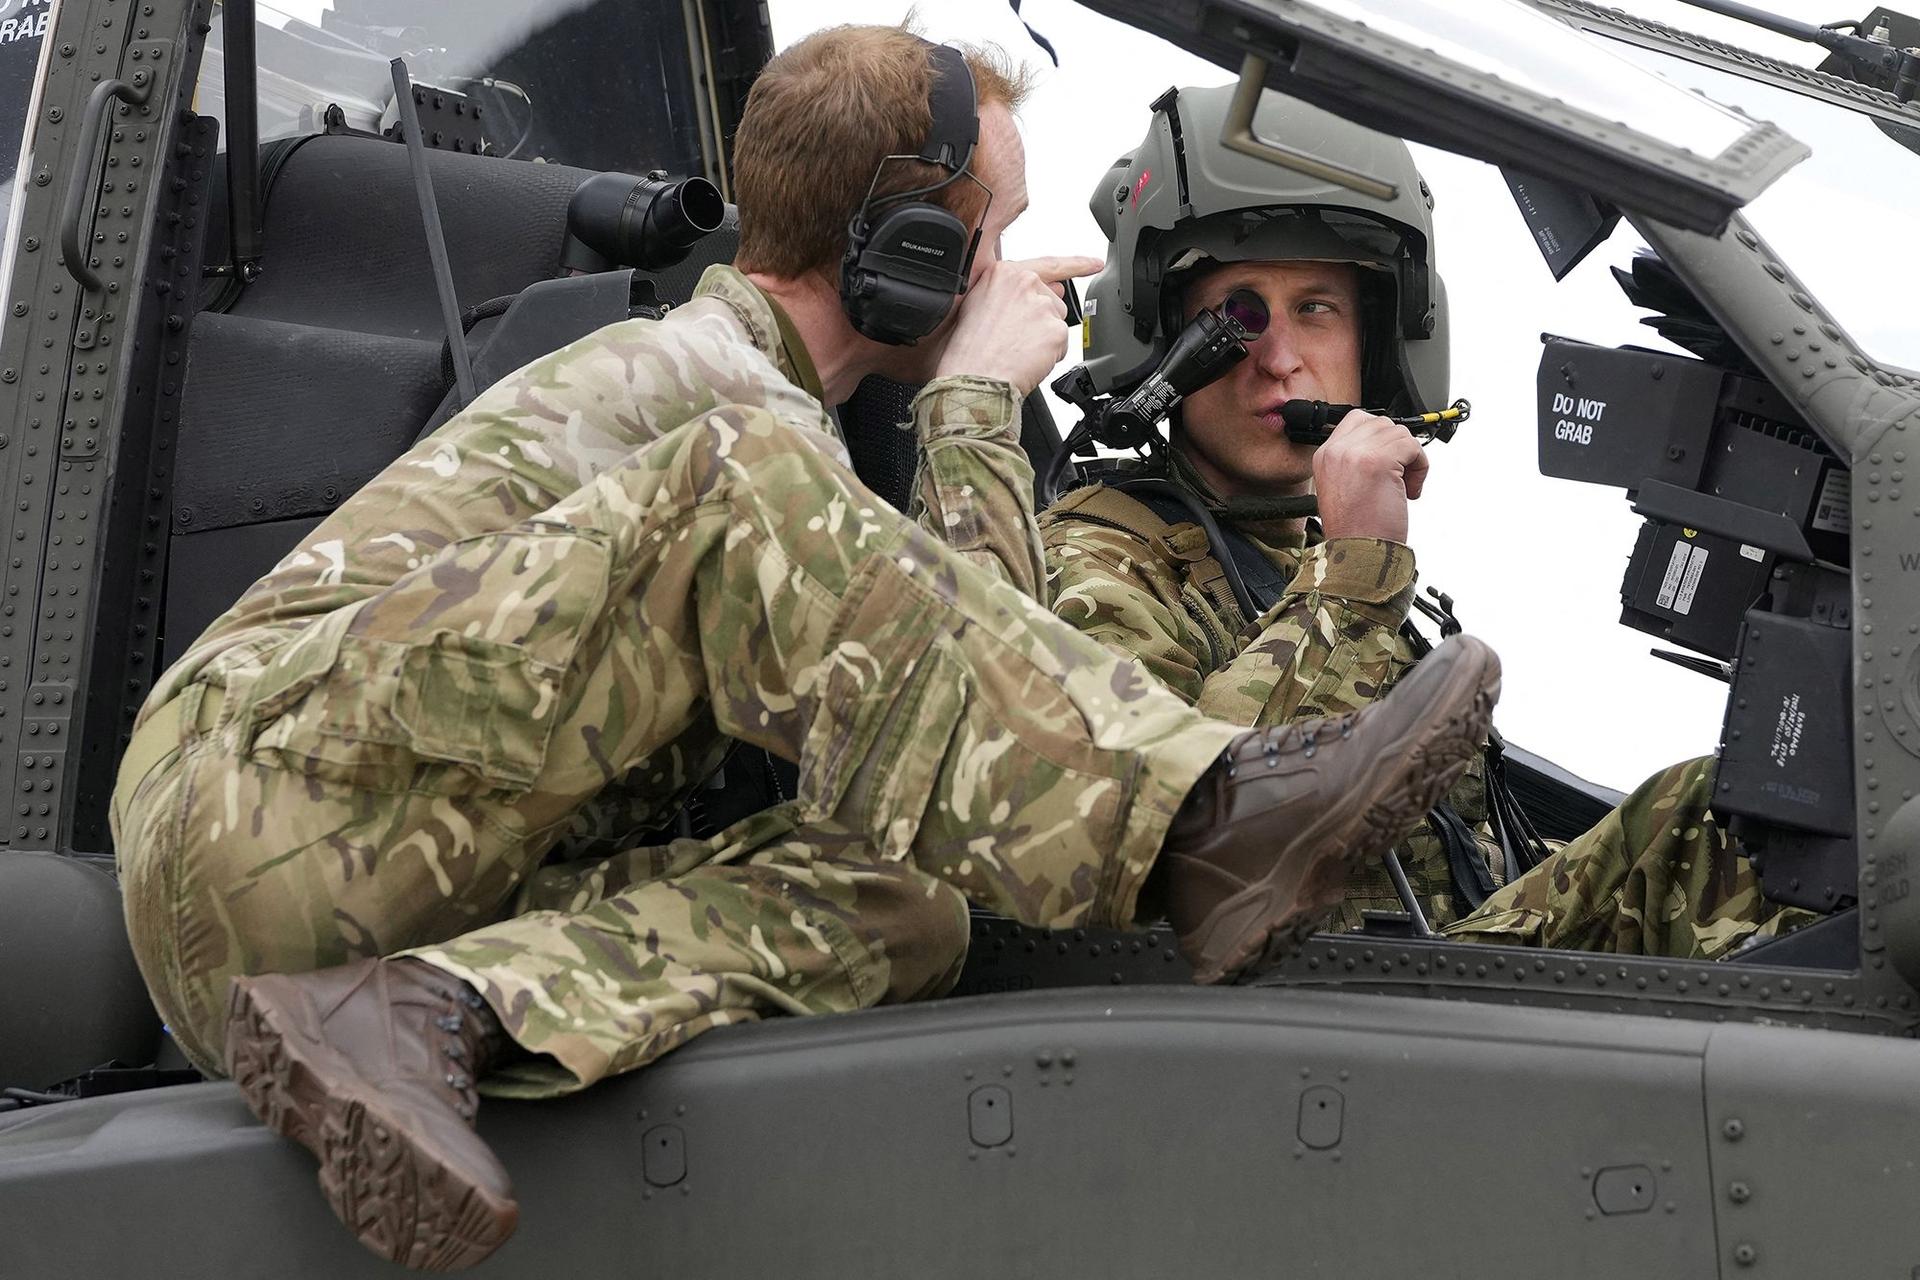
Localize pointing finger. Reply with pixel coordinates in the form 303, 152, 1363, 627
1008, 255, 1106, 283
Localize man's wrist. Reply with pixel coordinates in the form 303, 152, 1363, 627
1288, 537, 1417, 606
911, 376, 1020, 440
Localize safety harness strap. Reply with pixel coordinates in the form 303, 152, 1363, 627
1047, 484, 1247, 627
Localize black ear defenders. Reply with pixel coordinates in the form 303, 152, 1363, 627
839, 42, 991, 345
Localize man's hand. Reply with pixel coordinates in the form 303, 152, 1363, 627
933, 256, 1103, 396
1312, 409, 1428, 545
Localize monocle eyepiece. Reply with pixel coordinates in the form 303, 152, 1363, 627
561, 170, 727, 273
1101, 288, 1270, 445
1043, 289, 1270, 502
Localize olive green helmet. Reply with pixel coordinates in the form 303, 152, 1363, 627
1081, 84, 1447, 417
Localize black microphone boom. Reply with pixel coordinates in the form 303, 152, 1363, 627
1280, 398, 1472, 445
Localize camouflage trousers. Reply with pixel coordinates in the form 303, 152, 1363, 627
113, 408, 1236, 1095
1439, 755, 1815, 958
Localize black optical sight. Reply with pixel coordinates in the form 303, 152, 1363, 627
1099, 288, 1270, 448
561, 170, 727, 273
1043, 288, 1269, 504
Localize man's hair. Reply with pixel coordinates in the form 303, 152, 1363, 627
733, 25, 1031, 279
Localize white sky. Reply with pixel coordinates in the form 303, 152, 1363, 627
770, 0, 1866, 792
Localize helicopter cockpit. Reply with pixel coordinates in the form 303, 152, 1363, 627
8, 1, 1920, 1274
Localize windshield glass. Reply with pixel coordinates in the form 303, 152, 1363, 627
1598, 35, 1920, 368
194, 0, 714, 177
1304, 0, 1754, 157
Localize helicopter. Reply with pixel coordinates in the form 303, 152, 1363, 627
4, 0, 1920, 1274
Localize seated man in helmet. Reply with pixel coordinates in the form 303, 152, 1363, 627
1045, 83, 1811, 955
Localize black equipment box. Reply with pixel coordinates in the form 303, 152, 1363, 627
1717, 609, 1854, 837
1536, 336, 1855, 911
1716, 575, 1857, 911
1621, 521, 1772, 661
1538, 338, 1847, 659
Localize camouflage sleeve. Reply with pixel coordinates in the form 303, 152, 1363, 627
907, 376, 1047, 599
1193, 537, 1417, 726
1045, 521, 1218, 704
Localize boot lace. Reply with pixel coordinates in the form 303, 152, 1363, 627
427, 984, 502, 1122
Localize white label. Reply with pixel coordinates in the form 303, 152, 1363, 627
1675, 543, 1709, 615
1547, 391, 1607, 447
1656, 541, 1692, 610
1769, 693, 1805, 767
1812, 468, 1851, 535
0, 9, 50, 46
1739, 543, 1764, 562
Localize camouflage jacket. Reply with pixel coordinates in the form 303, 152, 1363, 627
1041, 462, 1502, 929
149, 265, 1038, 709
140, 267, 1038, 855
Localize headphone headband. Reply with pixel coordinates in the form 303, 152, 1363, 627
918, 44, 980, 173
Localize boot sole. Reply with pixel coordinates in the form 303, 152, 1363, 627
1188, 643, 1502, 985
225, 979, 518, 1271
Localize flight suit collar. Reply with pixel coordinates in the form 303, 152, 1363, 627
690, 265, 828, 405
1164, 447, 1313, 554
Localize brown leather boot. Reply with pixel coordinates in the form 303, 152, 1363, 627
1163, 633, 1501, 984
225, 957, 519, 1271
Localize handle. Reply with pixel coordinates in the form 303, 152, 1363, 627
1219, 54, 1397, 201
59, 74, 154, 293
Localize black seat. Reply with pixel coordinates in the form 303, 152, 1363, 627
225, 133, 589, 338
0, 852, 160, 1090
160, 134, 702, 665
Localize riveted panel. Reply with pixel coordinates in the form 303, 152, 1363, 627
0, 0, 210, 853
954, 911, 1904, 1031
66, 106, 214, 853
1261, 936, 1900, 1035
954, 915, 1191, 994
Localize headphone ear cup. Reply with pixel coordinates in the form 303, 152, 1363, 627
840, 211, 873, 320
840, 201, 971, 345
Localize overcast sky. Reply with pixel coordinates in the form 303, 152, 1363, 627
769, 0, 1875, 792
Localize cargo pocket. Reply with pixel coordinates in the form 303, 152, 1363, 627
795, 552, 961, 839
863, 635, 968, 859
245, 526, 611, 794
